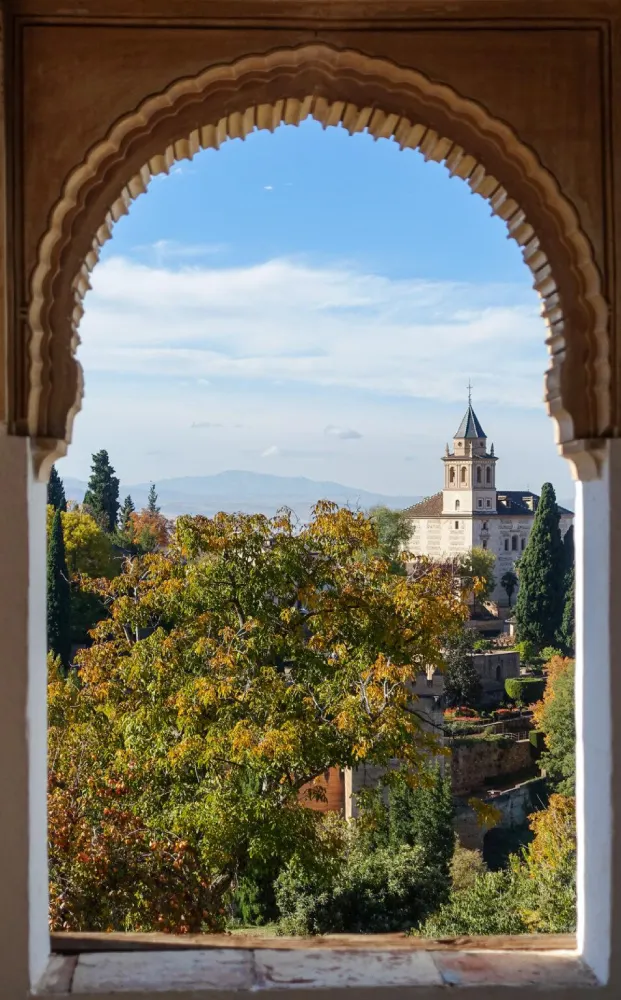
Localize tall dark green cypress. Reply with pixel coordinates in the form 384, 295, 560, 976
83, 449, 120, 532
147, 483, 160, 514
557, 525, 575, 655
47, 508, 71, 670
47, 465, 67, 511
119, 494, 135, 532
515, 482, 565, 649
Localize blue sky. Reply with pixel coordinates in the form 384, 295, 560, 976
68, 119, 574, 501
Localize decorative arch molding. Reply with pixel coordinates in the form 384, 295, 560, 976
26, 44, 610, 480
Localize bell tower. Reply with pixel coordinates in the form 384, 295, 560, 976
442, 390, 498, 515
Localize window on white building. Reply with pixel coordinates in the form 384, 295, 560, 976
482, 521, 488, 530
454, 520, 459, 530
449, 467, 455, 484
486, 467, 492, 484
461, 466, 467, 483
477, 498, 483, 508
512, 535, 518, 551
476, 466, 482, 483
504, 538, 509, 551
455, 499, 460, 510
521, 537, 526, 550
482, 540, 488, 549
486, 499, 492, 508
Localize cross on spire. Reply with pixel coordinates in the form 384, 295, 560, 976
467, 380, 473, 405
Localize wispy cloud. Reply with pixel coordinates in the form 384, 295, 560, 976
191, 421, 223, 429
80, 255, 545, 409
325, 425, 362, 440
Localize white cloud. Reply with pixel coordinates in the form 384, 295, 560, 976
325, 425, 362, 440
261, 445, 280, 457
79, 255, 546, 409
264, 185, 274, 191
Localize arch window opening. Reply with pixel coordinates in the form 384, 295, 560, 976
39, 105, 578, 950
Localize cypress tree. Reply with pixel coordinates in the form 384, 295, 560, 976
515, 482, 565, 649
47, 465, 67, 511
47, 508, 71, 670
119, 494, 135, 532
557, 525, 575, 655
83, 450, 120, 532
147, 483, 160, 514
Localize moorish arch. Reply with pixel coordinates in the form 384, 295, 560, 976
26, 44, 610, 479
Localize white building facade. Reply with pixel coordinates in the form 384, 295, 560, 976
403, 401, 574, 606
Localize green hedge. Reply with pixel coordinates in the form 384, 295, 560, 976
451, 734, 512, 749
529, 730, 546, 754
504, 677, 545, 705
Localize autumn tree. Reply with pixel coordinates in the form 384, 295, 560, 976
458, 546, 496, 612
47, 509, 71, 670
147, 484, 160, 515
49, 503, 466, 931
48, 466, 67, 512
533, 656, 575, 795
515, 483, 565, 649
128, 509, 170, 553
83, 449, 120, 533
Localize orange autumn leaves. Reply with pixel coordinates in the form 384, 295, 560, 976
49, 503, 468, 932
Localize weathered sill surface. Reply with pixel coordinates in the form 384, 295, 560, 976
37, 940, 596, 994
51, 931, 576, 952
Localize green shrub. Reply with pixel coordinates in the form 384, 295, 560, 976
515, 639, 536, 664
276, 844, 443, 935
529, 730, 546, 754
450, 845, 488, 892
504, 677, 545, 706
540, 646, 563, 664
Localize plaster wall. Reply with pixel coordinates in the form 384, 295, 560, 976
408, 513, 573, 604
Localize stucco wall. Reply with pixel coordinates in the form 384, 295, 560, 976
450, 738, 533, 796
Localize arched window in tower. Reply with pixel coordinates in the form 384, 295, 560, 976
449, 467, 455, 484
455, 500, 460, 511
461, 466, 467, 484
486, 467, 492, 484
476, 466, 482, 483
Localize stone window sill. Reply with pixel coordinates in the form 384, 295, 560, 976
36, 935, 597, 995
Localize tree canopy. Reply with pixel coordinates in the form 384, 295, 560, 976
532, 656, 575, 795
46, 506, 118, 579
83, 450, 120, 533
458, 546, 496, 606
442, 629, 482, 708
47, 509, 71, 670
515, 483, 565, 649
368, 505, 411, 573
48, 504, 466, 931
417, 794, 576, 936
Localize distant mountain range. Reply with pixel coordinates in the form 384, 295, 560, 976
62, 470, 421, 521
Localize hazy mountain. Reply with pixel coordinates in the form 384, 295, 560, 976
62, 470, 420, 521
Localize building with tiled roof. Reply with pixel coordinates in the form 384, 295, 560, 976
403, 399, 573, 606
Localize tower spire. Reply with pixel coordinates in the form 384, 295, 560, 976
467, 379, 473, 406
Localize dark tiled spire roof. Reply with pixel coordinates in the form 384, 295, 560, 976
455, 403, 486, 440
